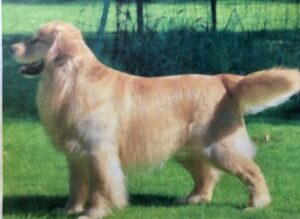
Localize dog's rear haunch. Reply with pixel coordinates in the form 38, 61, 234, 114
11, 22, 300, 219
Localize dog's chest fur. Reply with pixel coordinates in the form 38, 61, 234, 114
36, 69, 117, 154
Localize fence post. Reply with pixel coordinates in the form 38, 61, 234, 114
136, 0, 144, 35
210, 0, 217, 31
96, 0, 111, 56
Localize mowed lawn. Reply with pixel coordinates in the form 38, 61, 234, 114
4, 119, 300, 219
3, 0, 300, 219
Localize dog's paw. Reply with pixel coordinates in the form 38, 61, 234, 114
248, 193, 271, 209
77, 216, 90, 219
52, 206, 84, 216
65, 205, 85, 215
175, 195, 211, 205
77, 207, 110, 219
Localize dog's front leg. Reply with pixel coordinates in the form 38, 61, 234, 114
64, 155, 89, 214
79, 143, 127, 219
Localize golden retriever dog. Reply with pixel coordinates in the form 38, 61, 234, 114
11, 21, 300, 219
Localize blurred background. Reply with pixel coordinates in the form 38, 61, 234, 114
7, 0, 300, 73
3, 0, 300, 119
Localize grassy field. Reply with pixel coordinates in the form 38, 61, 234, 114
3, 0, 300, 219
4, 119, 300, 219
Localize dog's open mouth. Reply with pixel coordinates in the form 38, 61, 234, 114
18, 59, 44, 76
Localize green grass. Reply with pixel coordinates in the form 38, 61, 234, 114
4, 118, 300, 219
3, 0, 300, 218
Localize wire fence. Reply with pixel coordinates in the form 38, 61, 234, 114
73, 0, 300, 75
4, 0, 300, 118
76, 0, 300, 35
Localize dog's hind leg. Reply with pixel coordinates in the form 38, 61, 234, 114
176, 156, 221, 204
209, 135, 271, 209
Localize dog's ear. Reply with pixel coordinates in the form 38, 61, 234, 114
47, 31, 68, 65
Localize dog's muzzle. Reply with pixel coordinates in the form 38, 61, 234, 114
18, 59, 44, 77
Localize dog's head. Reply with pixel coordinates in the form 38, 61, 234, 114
10, 21, 82, 77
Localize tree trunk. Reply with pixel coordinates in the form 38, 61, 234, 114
136, 0, 144, 35
210, 0, 217, 31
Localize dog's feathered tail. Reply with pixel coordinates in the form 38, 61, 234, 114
230, 68, 300, 114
